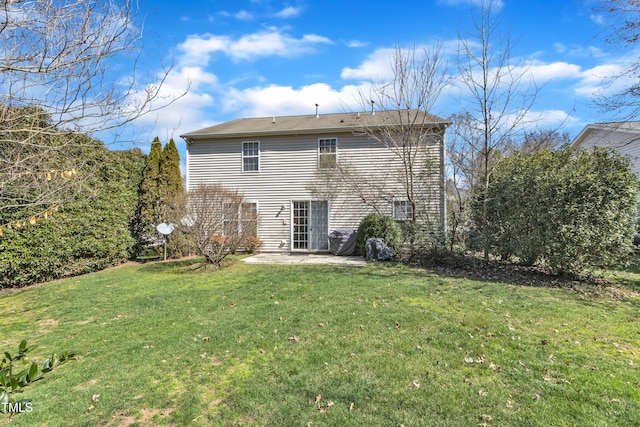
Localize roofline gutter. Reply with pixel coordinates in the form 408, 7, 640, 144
180, 121, 451, 142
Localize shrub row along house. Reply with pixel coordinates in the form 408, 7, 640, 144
181, 109, 450, 253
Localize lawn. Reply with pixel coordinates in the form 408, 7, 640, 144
1, 258, 639, 426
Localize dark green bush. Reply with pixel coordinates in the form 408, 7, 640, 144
0, 144, 145, 288
356, 213, 403, 256
471, 147, 638, 274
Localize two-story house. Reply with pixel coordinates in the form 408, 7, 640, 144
180, 109, 449, 253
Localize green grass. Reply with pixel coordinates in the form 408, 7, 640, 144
1, 259, 639, 426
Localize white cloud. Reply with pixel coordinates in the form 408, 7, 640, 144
345, 40, 368, 48
340, 42, 457, 82
525, 61, 582, 82
572, 44, 640, 97
222, 82, 367, 117
341, 48, 395, 81
179, 27, 332, 64
553, 42, 607, 58
235, 10, 254, 21
553, 42, 567, 53
574, 63, 625, 97
175, 66, 218, 91
217, 10, 254, 21
449, 58, 583, 99
343, 45, 584, 101
274, 6, 303, 18
515, 109, 579, 129
230, 30, 331, 60
179, 35, 228, 65
126, 65, 219, 143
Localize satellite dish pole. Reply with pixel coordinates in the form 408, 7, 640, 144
156, 223, 175, 261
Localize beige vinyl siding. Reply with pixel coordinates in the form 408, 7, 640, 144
577, 129, 640, 178
187, 131, 444, 252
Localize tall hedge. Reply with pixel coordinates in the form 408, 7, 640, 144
0, 143, 145, 288
159, 138, 186, 257
471, 147, 638, 274
159, 139, 183, 199
139, 137, 163, 236
158, 138, 185, 222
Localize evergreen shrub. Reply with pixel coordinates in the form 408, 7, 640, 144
471, 147, 638, 274
356, 213, 403, 257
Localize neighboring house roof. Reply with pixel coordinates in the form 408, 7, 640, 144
572, 121, 640, 148
571, 121, 640, 179
181, 109, 450, 141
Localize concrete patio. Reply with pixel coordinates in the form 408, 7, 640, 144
243, 253, 367, 266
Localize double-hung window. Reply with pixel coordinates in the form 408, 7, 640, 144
240, 202, 258, 236
222, 201, 240, 235
223, 202, 258, 236
393, 200, 413, 221
242, 141, 260, 172
318, 138, 337, 169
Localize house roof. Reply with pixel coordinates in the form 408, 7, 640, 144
572, 121, 640, 148
181, 109, 450, 141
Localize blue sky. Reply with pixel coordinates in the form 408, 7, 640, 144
117, 0, 631, 159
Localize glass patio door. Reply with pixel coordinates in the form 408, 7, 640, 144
292, 201, 328, 251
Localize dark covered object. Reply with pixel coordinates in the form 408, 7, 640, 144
365, 237, 394, 261
328, 229, 357, 256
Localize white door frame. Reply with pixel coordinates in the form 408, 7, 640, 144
290, 200, 329, 251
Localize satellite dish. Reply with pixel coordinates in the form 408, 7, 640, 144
156, 223, 175, 235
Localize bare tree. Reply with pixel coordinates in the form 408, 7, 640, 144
309, 159, 391, 215
589, 0, 640, 118
180, 184, 258, 266
446, 112, 486, 251
455, 0, 538, 258
0, 0, 182, 222
336, 43, 451, 247
518, 129, 570, 153
0, 107, 80, 217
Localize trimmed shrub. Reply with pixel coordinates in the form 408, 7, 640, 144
470, 147, 638, 274
0, 144, 145, 288
356, 213, 403, 257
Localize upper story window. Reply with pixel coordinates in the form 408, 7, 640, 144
393, 200, 413, 221
242, 141, 260, 172
318, 138, 337, 169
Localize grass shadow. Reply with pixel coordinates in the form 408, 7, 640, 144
411, 252, 639, 300
606, 259, 640, 294
137, 255, 247, 275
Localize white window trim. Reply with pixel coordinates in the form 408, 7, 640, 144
222, 201, 259, 236
242, 141, 260, 173
317, 137, 338, 169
